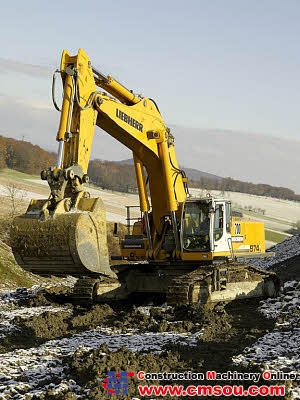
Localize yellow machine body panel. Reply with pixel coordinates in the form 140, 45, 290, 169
231, 218, 266, 255
121, 199, 268, 263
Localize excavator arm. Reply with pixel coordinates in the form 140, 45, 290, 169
48, 48, 187, 241
11, 49, 188, 276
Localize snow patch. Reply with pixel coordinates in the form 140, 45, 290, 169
0, 327, 200, 399
233, 280, 300, 399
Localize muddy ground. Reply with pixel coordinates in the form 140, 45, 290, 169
63, 299, 275, 400
1, 235, 300, 399
0, 284, 284, 400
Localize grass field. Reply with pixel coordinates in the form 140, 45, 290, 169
0, 168, 298, 244
265, 229, 291, 244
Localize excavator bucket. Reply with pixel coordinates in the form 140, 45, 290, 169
11, 196, 115, 278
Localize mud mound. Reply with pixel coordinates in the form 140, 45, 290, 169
71, 304, 115, 331
105, 303, 227, 335
3, 302, 208, 352
64, 303, 209, 336
2, 282, 75, 308
65, 344, 184, 399
0, 301, 210, 355
18, 291, 52, 307
0, 308, 71, 352
15, 309, 70, 341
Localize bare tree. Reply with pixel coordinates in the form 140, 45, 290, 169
4, 182, 27, 218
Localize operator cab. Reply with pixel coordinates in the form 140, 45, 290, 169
181, 198, 232, 260
182, 200, 211, 251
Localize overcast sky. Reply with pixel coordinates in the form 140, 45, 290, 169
0, 0, 300, 157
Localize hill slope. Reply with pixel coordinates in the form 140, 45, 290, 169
171, 126, 300, 194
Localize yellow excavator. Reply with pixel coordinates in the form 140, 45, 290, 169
11, 49, 279, 305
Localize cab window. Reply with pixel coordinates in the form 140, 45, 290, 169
214, 204, 224, 241
182, 202, 210, 251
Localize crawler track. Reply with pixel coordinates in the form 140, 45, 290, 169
72, 277, 99, 305
167, 268, 214, 305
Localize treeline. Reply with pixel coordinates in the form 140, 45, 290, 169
0, 136, 56, 174
88, 159, 300, 202
88, 159, 137, 193
1, 135, 299, 202
188, 176, 300, 201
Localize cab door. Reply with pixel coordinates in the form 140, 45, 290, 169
211, 201, 232, 257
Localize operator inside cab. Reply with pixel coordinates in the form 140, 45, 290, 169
182, 201, 211, 251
